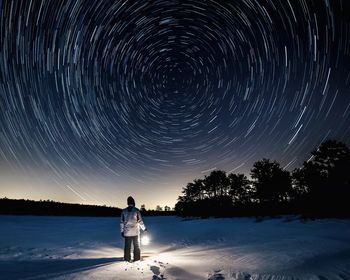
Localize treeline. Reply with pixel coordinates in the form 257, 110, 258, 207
0, 198, 122, 216
175, 139, 350, 218
141, 209, 176, 216
0, 198, 176, 217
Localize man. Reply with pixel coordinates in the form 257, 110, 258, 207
120, 196, 147, 262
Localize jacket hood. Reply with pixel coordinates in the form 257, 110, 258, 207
127, 196, 135, 206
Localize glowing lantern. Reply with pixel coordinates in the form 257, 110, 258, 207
141, 233, 150, 245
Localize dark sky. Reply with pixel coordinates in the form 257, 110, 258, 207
0, 0, 349, 208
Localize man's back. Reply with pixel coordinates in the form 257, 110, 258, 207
121, 206, 145, 236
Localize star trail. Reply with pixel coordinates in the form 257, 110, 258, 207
0, 0, 349, 208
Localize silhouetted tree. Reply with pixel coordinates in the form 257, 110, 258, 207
193, 179, 205, 200
292, 161, 322, 198
182, 180, 203, 202
291, 168, 305, 198
175, 196, 187, 213
310, 139, 350, 190
203, 170, 229, 198
292, 139, 350, 216
251, 159, 292, 203
228, 173, 252, 204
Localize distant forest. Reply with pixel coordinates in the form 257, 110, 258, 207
0, 199, 175, 217
0, 199, 123, 217
175, 139, 350, 218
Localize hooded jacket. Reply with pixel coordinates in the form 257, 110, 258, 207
120, 206, 146, 237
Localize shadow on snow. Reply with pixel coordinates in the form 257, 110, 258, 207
0, 257, 123, 280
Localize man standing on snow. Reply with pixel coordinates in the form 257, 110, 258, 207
120, 196, 147, 262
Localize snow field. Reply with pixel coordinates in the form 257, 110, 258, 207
1, 215, 350, 279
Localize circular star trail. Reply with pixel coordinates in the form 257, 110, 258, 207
0, 0, 349, 206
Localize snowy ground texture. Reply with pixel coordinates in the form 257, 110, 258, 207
1, 215, 350, 280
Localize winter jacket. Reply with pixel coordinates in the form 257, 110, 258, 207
120, 206, 146, 237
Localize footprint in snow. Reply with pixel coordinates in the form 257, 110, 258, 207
232, 272, 251, 280
208, 270, 225, 280
150, 265, 165, 279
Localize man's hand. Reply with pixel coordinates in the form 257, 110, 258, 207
121, 232, 124, 238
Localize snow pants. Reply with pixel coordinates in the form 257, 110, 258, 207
124, 236, 140, 261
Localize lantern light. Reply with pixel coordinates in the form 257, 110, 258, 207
141, 233, 150, 245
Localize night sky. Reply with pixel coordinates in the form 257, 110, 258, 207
0, 0, 349, 209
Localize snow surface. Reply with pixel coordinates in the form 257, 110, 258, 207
1, 215, 350, 279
